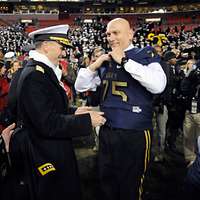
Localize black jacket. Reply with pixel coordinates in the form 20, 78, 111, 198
181, 68, 200, 112
8, 60, 93, 200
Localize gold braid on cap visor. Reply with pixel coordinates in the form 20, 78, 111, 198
49, 36, 72, 47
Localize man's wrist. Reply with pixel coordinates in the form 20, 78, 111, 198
87, 63, 98, 72
88, 61, 101, 72
88, 65, 96, 72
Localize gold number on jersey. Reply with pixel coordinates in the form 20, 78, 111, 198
102, 80, 128, 102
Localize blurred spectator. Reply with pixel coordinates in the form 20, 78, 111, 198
184, 59, 196, 76
164, 51, 184, 153
11, 60, 21, 73
7, 59, 22, 80
0, 49, 4, 60
59, 58, 75, 102
181, 60, 200, 166
0, 62, 10, 131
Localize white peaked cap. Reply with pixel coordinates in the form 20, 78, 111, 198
28, 24, 72, 47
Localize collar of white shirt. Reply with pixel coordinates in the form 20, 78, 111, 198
124, 44, 134, 52
29, 50, 62, 81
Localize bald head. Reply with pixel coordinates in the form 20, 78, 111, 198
106, 18, 133, 50
107, 18, 131, 30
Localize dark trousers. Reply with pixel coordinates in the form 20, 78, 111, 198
166, 103, 185, 147
97, 126, 152, 200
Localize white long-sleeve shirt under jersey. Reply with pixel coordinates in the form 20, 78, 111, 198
75, 45, 167, 94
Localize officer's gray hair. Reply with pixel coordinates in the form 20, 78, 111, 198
34, 41, 44, 49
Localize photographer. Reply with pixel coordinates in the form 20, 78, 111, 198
181, 60, 200, 166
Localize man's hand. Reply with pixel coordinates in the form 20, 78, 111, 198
75, 106, 93, 115
1, 123, 15, 152
108, 48, 125, 64
89, 111, 106, 127
88, 54, 111, 72
75, 106, 106, 127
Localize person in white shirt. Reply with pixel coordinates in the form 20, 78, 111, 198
75, 18, 166, 200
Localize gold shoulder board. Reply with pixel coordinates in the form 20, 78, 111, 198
36, 65, 44, 73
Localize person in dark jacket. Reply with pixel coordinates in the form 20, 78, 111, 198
5, 24, 106, 200
163, 51, 185, 153
181, 60, 200, 166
